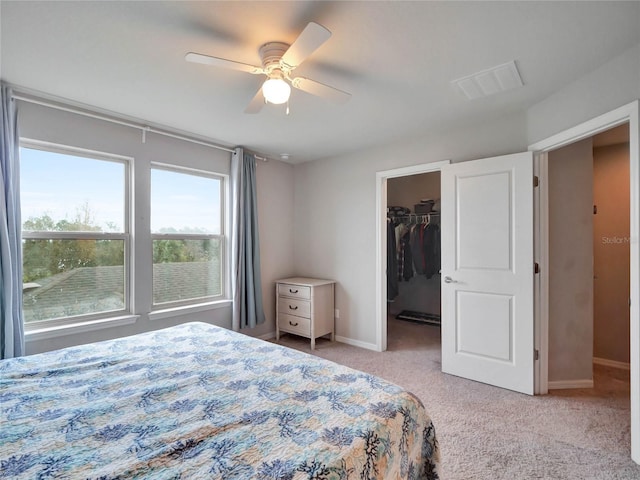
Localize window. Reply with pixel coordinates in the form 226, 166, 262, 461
20, 141, 130, 328
151, 165, 224, 308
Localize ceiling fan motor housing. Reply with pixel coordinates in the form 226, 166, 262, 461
259, 42, 291, 77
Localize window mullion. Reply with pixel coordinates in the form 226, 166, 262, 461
23, 232, 128, 240
151, 233, 219, 241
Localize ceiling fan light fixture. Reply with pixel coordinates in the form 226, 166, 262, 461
262, 78, 291, 104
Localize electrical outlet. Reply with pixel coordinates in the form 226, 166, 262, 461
335, 309, 340, 319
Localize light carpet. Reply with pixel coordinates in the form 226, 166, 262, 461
276, 317, 640, 479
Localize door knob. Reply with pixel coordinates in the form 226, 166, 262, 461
444, 276, 457, 283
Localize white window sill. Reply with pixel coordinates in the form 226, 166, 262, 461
25, 314, 140, 342
149, 299, 232, 321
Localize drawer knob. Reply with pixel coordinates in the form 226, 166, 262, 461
288, 305, 298, 310
289, 288, 299, 293
289, 321, 299, 326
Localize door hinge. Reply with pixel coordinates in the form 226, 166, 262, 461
533, 176, 539, 187
534, 349, 539, 361
534, 262, 540, 274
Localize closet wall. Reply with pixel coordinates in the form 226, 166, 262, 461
593, 140, 630, 365
387, 172, 441, 317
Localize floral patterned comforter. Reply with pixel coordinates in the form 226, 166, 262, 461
0, 322, 439, 479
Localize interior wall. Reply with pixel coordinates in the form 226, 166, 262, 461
387, 172, 441, 317
252, 157, 296, 339
593, 142, 631, 364
527, 42, 640, 145
19, 100, 295, 354
293, 112, 527, 348
548, 138, 594, 383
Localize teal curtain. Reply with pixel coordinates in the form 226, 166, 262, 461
0, 84, 25, 359
230, 147, 265, 330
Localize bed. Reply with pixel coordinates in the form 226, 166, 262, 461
0, 322, 439, 479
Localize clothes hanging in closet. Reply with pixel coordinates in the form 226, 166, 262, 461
421, 222, 441, 279
408, 221, 441, 279
387, 214, 441, 301
397, 223, 413, 282
387, 219, 399, 301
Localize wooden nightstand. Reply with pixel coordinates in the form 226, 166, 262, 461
275, 277, 336, 349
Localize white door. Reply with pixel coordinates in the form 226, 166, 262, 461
441, 152, 534, 395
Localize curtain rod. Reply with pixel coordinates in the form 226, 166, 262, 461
11, 93, 236, 154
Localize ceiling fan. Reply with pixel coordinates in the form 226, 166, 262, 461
185, 22, 351, 114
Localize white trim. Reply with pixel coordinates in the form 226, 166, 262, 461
377, 161, 450, 179
528, 99, 639, 463
528, 102, 634, 152
548, 379, 594, 390
148, 300, 232, 321
21, 137, 134, 164
22, 231, 128, 240
594, 357, 631, 371
151, 161, 226, 181
149, 165, 229, 309
257, 331, 277, 341
25, 315, 139, 341
534, 152, 550, 395
375, 160, 450, 352
20, 138, 134, 328
335, 335, 378, 351
151, 233, 222, 241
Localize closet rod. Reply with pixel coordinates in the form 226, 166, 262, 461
389, 212, 440, 219
11, 93, 236, 153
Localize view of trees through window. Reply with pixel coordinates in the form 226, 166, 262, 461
23, 205, 123, 284
22, 206, 219, 285
20, 145, 129, 324
150, 167, 223, 306
20, 144, 224, 325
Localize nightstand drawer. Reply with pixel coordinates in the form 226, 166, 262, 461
278, 313, 311, 336
278, 283, 311, 300
277, 298, 311, 318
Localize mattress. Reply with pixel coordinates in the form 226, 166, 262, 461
0, 322, 439, 479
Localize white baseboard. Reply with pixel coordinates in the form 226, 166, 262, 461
548, 379, 594, 390
593, 356, 630, 370
262, 331, 378, 352
335, 335, 378, 351
257, 331, 277, 341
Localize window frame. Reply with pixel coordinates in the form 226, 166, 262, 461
150, 162, 226, 311
19, 138, 133, 331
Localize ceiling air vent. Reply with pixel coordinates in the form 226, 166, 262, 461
452, 60, 523, 100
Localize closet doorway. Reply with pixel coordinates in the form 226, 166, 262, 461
386, 172, 442, 342
375, 160, 449, 352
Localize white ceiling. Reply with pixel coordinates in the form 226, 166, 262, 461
1, 1, 639, 163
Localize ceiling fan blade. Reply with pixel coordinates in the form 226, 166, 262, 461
281, 22, 331, 69
291, 77, 351, 104
185, 52, 264, 75
244, 87, 265, 114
